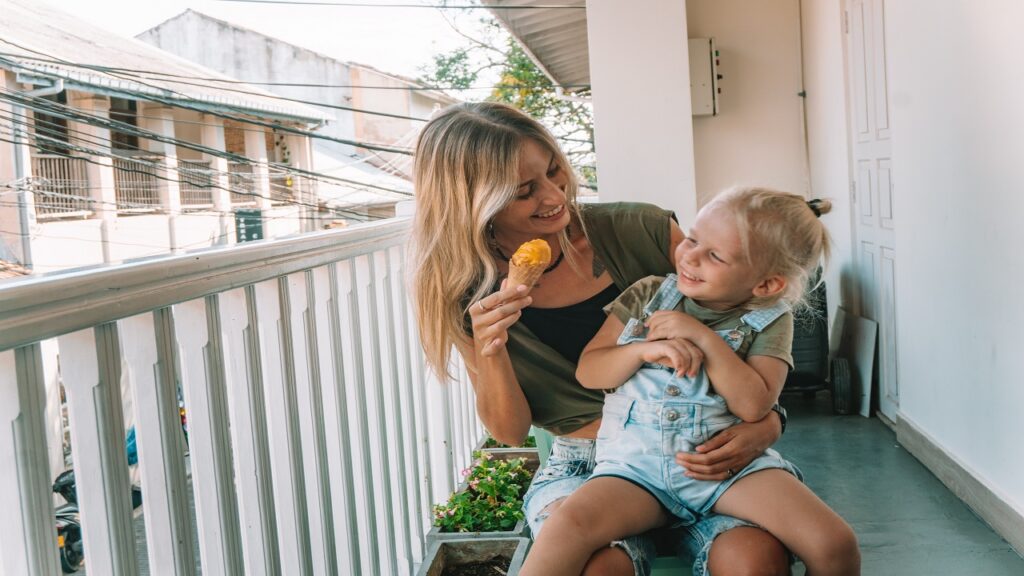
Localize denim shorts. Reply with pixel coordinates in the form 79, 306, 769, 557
523, 436, 785, 576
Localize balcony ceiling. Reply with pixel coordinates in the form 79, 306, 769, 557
482, 0, 590, 91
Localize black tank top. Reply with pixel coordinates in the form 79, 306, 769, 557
519, 283, 621, 364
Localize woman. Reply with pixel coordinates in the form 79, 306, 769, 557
410, 102, 790, 576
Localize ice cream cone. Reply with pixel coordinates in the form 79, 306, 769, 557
507, 239, 552, 292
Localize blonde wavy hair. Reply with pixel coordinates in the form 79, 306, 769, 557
410, 102, 583, 380
707, 187, 832, 311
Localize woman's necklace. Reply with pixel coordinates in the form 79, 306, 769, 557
489, 228, 565, 274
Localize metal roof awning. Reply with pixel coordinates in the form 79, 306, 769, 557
481, 0, 590, 91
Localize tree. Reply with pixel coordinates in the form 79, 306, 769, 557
421, 8, 596, 188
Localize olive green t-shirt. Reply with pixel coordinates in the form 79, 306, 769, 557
504, 202, 676, 435
605, 275, 795, 367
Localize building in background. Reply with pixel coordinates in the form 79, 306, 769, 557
138, 10, 458, 221
0, 0, 332, 275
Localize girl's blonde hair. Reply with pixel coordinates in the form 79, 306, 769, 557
707, 186, 832, 311
410, 102, 582, 379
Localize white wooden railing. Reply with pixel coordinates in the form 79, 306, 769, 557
0, 219, 484, 576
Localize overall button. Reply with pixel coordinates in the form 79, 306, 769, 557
631, 323, 646, 337
665, 409, 679, 421
665, 385, 681, 396
727, 329, 744, 341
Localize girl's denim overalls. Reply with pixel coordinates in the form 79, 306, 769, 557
591, 275, 802, 525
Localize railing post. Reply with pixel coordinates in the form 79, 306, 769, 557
256, 278, 313, 575
287, 270, 338, 574
0, 346, 61, 576
58, 325, 139, 575
219, 287, 280, 575
321, 262, 363, 575
120, 310, 196, 576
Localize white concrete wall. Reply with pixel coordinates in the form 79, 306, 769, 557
800, 0, 854, 324
586, 0, 698, 224
137, 11, 357, 158
886, 0, 1024, 514
32, 220, 106, 273
687, 0, 808, 208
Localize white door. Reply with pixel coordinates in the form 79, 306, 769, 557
845, 0, 900, 420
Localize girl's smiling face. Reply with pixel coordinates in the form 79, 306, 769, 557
674, 205, 765, 310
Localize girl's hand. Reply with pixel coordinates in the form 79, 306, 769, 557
674, 413, 782, 480
638, 338, 704, 378
645, 310, 705, 343
469, 281, 532, 357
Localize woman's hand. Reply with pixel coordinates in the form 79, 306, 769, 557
638, 338, 704, 378
674, 412, 783, 480
469, 281, 532, 357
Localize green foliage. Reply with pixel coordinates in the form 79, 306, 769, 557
481, 435, 537, 449
420, 6, 596, 188
432, 451, 534, 533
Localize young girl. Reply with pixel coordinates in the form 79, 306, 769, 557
521, 187, 860, 576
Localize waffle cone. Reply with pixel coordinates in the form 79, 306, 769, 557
507, 238, 552, 292
507, 262, 546, 292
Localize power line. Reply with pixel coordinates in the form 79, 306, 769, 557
0, 128, 401, 220
0, 51, 588, 92
0, 88, 414, 196
214, 0, 583, 8
0, 104, 412, 195
0, 42, 415, 155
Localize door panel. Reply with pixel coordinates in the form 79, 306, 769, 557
846, 0, 900, 420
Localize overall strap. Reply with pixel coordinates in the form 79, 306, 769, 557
739, 302, 790, 333
641, 274, 684, 318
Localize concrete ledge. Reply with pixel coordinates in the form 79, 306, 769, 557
896, 413, 1024, 557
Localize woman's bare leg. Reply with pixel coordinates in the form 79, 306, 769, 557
707, 526, 790, 576
521, 477, 668, 576
713, 470, 860, 576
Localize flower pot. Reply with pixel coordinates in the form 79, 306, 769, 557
478, 448, 541, 477
426, 516, 529, 543
416, 537, 530, 576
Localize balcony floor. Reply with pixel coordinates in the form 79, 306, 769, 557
778, 394, 1024, 575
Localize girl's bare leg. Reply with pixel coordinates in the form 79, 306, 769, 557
712, 470, 860, 576
521, 477, 669, 576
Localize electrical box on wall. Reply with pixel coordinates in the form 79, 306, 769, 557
689, 37, 720, 116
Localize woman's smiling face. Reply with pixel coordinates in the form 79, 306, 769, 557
490, 138, 571, 242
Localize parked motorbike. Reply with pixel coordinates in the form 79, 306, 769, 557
53, 469, 142, 573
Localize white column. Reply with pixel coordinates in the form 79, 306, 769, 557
285, 133, 315, 232
243, 127, 273, 211
140, 104, 182, 251
586, 0, 699, 223
69, 94, 117, 262
200, 115, 233, 244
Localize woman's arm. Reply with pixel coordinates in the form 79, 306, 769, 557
676, 412, 783, 480
457, 283, 535, 445
577, 314, 706, 390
